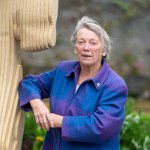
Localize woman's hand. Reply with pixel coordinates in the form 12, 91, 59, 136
30, 99, 54, 130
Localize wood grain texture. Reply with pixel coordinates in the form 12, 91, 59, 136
0, 0, 59, 149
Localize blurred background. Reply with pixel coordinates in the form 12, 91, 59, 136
21, 0, 150, 149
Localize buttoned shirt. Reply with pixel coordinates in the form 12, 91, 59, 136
18, 60, 128, 150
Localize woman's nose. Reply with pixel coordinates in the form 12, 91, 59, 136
83, 43, 90, 51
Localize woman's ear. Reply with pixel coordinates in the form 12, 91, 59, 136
102, 52, 106, 57
102, 49, 106, 57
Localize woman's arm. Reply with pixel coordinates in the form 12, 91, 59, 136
18, 68, 57, 130
18, 68, 56, 111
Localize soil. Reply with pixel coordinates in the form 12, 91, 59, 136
21, 138, 33, 150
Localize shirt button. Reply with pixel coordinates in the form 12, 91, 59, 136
96, 83, 100, 87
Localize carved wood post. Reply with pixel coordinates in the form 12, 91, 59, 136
0, 0, 59, 149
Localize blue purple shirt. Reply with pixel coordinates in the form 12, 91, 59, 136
18, 60, 128, 150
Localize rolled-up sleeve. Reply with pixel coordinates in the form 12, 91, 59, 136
62, 83, 128, 143
18, 68, 56, 111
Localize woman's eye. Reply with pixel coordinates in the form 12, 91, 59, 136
90, 42, 96, 45
78, 41, 84, 44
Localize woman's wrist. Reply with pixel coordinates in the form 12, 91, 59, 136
29, 99, 41, 108
51, 113, 63, 128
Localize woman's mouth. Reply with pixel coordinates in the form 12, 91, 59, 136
82, 54, 92, 57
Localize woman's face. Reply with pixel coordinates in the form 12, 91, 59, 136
75, 28, 104, 67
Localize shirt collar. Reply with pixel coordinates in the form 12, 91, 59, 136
91, 59, 110, 90
66, 59, 110, 90
65, 61, 80, 77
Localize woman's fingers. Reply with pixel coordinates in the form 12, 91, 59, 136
37, 113, 55, 130
34, 110, 51, 130
39, 114, 49, 130
46, 113, 54, 128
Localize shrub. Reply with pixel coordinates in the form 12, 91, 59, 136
120, 98, 150, 150
23, 113, 46, 150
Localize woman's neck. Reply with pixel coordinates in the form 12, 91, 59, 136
77, 63, 102, 85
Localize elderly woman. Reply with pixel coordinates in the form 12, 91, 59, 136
18, 16, 128, 150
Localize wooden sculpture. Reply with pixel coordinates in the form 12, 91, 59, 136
0, 0, 59, 149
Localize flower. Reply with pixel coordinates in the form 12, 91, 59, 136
36, 136, 43, 142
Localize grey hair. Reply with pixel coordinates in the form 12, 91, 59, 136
71, 16, 113, 59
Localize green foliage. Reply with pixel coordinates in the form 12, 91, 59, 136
121, 98, 150, 150
23, 113, 37, 139
112, 0, 150, 22
112, 0, 135, 20
24, 113, 46, 150
112, 0, 130, 11
125, 97, 135, 114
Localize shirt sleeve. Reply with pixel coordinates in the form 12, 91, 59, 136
18, 68, 56, 111
62, 83, 128, 143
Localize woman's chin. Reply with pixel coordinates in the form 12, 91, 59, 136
80, 61, 93, 67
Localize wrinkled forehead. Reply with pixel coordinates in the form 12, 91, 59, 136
76, 27, 103, 44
